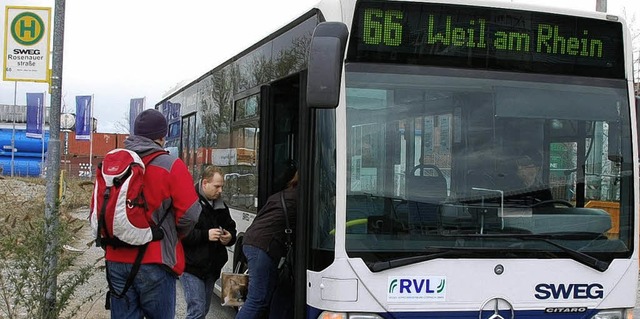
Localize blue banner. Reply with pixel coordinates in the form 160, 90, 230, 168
75, 95, 92, 140
161, 101, 181, 139
129, 97, 144, 134
26, 93, 45, 139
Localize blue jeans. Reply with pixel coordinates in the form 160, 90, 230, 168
180, 271, 215, 319
235, 245, 278, 319
106, 261, 176, 319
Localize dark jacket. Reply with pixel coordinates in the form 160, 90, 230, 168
182, 181, 237, 280
243, 186, 297, 261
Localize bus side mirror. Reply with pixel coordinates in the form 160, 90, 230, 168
306, 22, 348, 109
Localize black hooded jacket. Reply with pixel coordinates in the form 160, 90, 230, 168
182, 181, 237, 280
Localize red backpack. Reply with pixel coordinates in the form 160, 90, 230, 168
90, 148, 166, 247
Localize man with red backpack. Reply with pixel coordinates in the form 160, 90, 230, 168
95, 109, 201, 318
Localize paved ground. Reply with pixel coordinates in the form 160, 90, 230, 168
186, 284, 236, 319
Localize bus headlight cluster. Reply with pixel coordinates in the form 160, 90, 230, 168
591, 309, 630, 319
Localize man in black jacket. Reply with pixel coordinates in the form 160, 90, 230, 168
181, 165, 237, 319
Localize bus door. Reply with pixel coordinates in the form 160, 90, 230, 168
181, 112, 197, 175
258, 74, 301, 208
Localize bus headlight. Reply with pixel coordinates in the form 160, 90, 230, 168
318, 311, 384, 319
592, 309, 630, 319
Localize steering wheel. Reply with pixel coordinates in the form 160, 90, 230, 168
531, 199, 574, 208
411, 164, 445, 178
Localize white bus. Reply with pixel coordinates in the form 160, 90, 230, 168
157, 0, 639, 317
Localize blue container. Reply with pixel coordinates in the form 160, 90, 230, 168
0, 156, 44, 177
0, 150, 44, 158
0, 128, 49, 153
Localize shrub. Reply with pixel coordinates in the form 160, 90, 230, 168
0, 177, 98, 319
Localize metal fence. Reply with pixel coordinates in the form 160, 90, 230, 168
0, 160, 44, 177
0, 104, 51, 124
0, 158, 97, 179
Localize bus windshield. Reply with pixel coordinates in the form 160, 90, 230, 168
343, 64, 633, 267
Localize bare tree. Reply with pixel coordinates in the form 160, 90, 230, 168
250, 55, 273, 86
274, 35, 311, 78
622, 7, 640, 95
112, 111, 130, 134
199, 69, 234, 148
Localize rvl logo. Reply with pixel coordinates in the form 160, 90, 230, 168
388, 276, 447, 302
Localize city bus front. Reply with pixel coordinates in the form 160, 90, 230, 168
305, 0, 637, 318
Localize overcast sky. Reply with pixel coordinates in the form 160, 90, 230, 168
1, 0, 638, 133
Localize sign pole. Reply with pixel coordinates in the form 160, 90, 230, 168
42, 90, 47, 176
89, 95, 94, 176
11, 82, 17, 177
44, 1, 65, 316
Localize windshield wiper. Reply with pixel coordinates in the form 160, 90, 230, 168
450, 233, 610, 272
368, 247, 485, 272
368, 234, 610, 272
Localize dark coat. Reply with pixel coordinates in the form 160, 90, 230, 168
182, 181, 237, 280
243, 186, 297, 261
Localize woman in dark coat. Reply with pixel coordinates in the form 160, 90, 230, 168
236, 172, 298, 319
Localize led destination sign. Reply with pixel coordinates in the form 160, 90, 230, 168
347, 1, 624, 78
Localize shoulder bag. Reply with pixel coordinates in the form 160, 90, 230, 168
277, 192, 294, 289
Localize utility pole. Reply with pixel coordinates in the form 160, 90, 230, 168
43, 0, 65, 317
596, 0, 607, 12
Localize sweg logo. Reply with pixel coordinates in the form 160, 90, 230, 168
388, 278, 445, 294
534, 283, 603, 299
13, 49, 41, 55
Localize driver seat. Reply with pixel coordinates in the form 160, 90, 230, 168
405, 164, 447, 232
